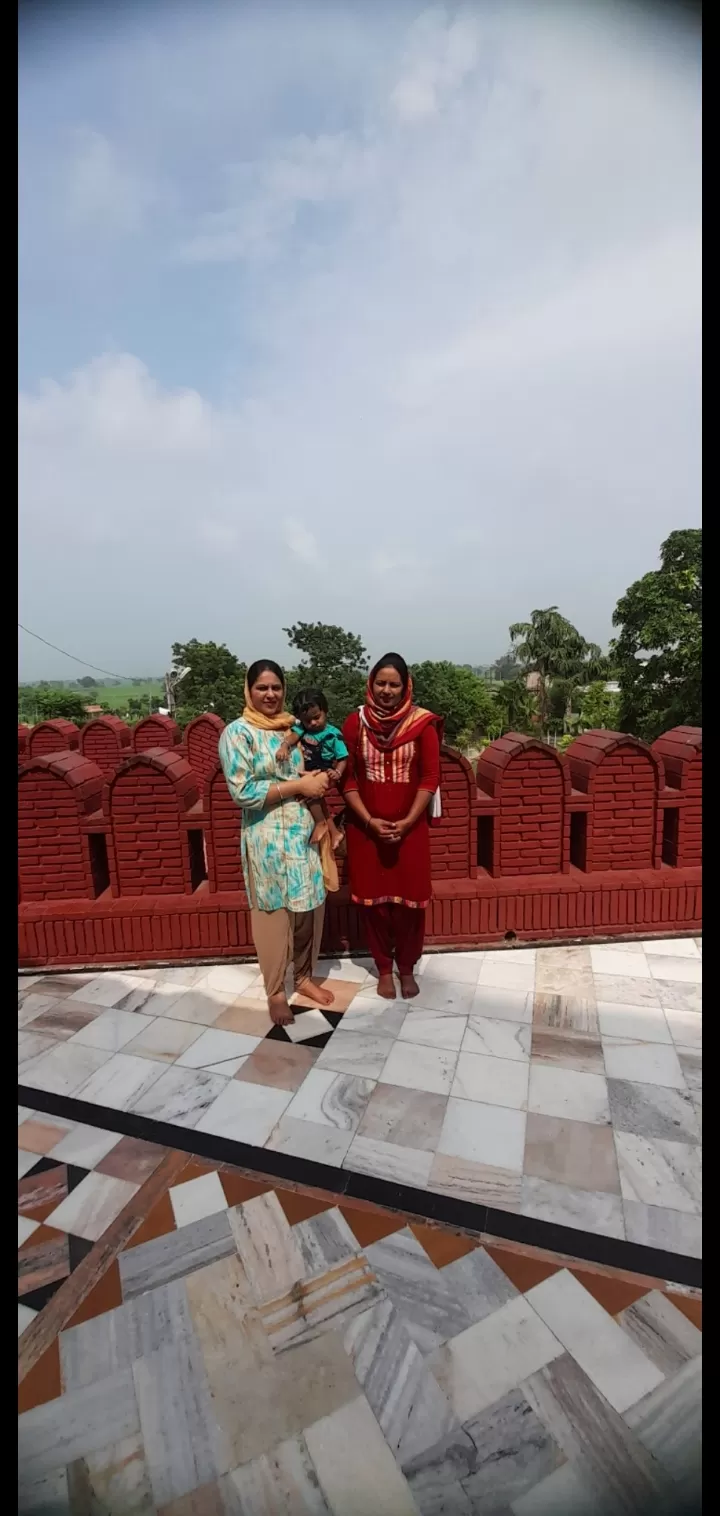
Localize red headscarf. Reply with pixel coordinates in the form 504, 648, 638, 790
361, 670, 443, 751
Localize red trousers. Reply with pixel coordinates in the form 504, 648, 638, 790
363, 903, 425, 975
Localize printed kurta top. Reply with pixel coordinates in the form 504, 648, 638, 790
218, 718, 325, 914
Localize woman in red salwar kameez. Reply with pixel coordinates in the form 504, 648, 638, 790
342, 654, 442, 999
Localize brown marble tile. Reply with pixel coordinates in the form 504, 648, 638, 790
121, 1191, 177, 1250
18, 1339, 61, 1414
291, 977, 365, 1011
666, 1291, 702, 1330
23, 1223, 66, 1249
410, 1221, 479, 1268
214, 1001, 275, 1036
275, 1187, 334, 1225
16, 1118, 70, 1155
25, 1002, 100, 1040
531, 1028, 604, 1074
96, 1135, 168, 1185
18, 1162, 69, 1219
569, 1267, 649, 1315
485, 1243, 560, 1292
357, 1081, 448, 1151
532, 991, 598, 1035
219, 1170, 272, 1207
18, 1232, 70, 1297
234, 1039, 319, 1091
65, 1260, 123, 1328
524, 1113, 621, 1194
339, 1203, 406, 1246
158, 1478, 236, 1516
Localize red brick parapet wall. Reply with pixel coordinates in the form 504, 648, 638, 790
18, 719, 702, 968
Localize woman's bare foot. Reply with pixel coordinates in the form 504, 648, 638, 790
400, 974, 420, 998
377, 973, 397, 1000
269, 993, 294, 1026
295, 977, 335, 1007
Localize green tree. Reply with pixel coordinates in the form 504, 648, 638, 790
488, 677, 538, 738
509, 607, 604, 735
410, 661, 495, 748
18, 685, 89, 724
578, 681, 621, 732
284, 622, 368, 727
611, 528, 702, 741
171, 639, 247, 725
77, 675, 97, 689
490, 650, 522, 682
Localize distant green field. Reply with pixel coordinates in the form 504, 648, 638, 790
93, 681, 163, 711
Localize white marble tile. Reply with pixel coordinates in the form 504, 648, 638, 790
316, 1031, 395, 1079
418, 951, 486, 983
205, 1056, 251, 1077
470, 985, 534, 1023
477, 953, 536, 992
163, 987, 237, 1025
451, 1051, 529, 1110
655, 979, 701, 1015
170, 1171, 228, 1228
438, 1096, 526, 1171
196, 963, 264, 996
18, 1302, 37, 1337
153, 965, 210, 988
18, 994, 61, 1028
315, 955, 374, 983
527, 1270, 664, 1412
266, 1114, 353, 1165
398, 1011, 468, 1051
18, 974, 42, 993
590, 946, 651, 977
645, 937, 699, 958
462, 1016, 531, 1061
123, 1016, 205, 1063
77, 1052, 168, 1110
48, 1171, 139, 1241
70, 1009, 156, 1052
664, 1010, 701, 1050
18, 1106, 35, 1123
20, 1041, 112, 1096
284, 1008, 335, 1043
520, 1177, 626, 1239
512, 1459, 598, 1516
344, 1134, 434, 1187
19, 1215, 40, 1247
380, 1040, 458, 1095
133, 1066, 230, 1126
528, 1065, 610, 1125
593, 973, 661, 1008
337, 995, 409, 1037
285, 1068, 374, 1131
602, 1039, 684, 1088
597, 1002, 672, 1043
175, 1027, 262, 1068
196, 1079, 293, 1143
431, 1295, 563, 1422
615, 1132, 701, 1213
413, 978, 477, 1015
305, 1395, 418, 1516
623, 1201, 702, 1257
68, 973, 154, 1008
647, 954, 702, 984
18, 1150, 39, 1179
49, 1123, 122, 1168
18, 1030, 58, 1072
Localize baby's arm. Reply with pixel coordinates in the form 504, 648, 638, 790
328, 757, 348, 786
276, 729, 302, 765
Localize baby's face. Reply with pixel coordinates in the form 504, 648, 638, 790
301, 705, 327, 734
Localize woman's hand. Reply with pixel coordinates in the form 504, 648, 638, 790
390, 817, 412, 842
298, 771, 330, 800
367, 817, 399, 841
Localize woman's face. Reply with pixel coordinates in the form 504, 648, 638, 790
249, 670, 285, 717
371, 664, 405, 713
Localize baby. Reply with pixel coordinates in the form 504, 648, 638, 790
276, 688, 348, 850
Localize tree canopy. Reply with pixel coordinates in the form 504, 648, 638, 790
411, 661, 495, 746
509, 607, 605, 734
612, 528, 701, 741
283, 621, 368, 727
171, 639, 246, 724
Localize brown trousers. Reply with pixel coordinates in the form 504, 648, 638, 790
247, 870, 325, 999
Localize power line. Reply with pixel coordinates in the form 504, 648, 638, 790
18, 624, 135, 683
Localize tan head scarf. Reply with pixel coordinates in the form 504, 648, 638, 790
242, 674, 295, 732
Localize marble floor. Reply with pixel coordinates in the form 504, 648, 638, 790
18, 1118, 702, 1514
19, 936, 702, 1267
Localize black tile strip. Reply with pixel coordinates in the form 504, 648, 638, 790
19, 1082, 702, 1290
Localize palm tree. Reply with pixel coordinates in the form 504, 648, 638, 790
509, 608, 605, 737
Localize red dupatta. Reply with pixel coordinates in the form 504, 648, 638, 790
359, 673, 444, 821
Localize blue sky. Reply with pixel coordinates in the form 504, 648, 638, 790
19, 0, 701, 680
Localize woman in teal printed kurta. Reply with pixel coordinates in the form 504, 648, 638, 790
219, 660, 332, 1026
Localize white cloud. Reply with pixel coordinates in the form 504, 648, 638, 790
18, 1, 701, 677
63, 129, 154, 234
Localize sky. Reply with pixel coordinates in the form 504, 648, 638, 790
18, 0, 701, 681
